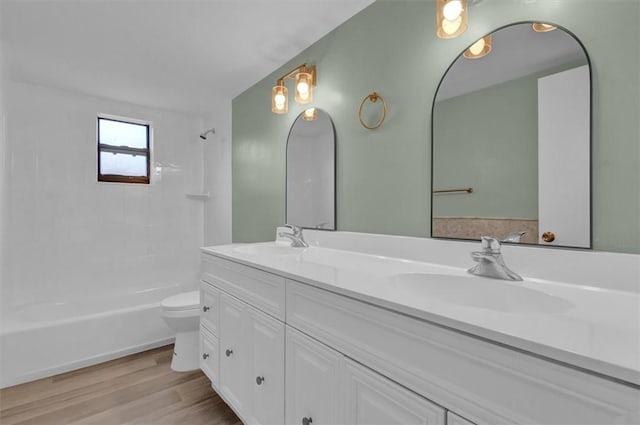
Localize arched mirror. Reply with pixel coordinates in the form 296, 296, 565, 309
286, 108, 336, 230
431, 22, 591, 248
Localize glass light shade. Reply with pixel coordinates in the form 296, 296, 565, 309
437, 0, 467, 39
295, 72, 313, 104
463, 35, 492, 59
302, 108, 317, 121
272, 84, 288, 114
532, 22, 557, 32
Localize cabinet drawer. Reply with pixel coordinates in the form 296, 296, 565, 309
286, 279, 640, 425
200, 282, 219, 336
202, 253, 285, 321
200, 327, 219, 389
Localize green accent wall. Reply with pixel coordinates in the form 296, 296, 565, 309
232, 0, 640, 254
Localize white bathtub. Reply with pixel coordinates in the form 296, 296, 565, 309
0, 285, 188, 388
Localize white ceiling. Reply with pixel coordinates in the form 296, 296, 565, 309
0, 0, 374, 115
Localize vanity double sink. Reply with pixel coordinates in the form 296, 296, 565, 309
237, 242, 570, 313
219, 240, 639, 382
200, 235, 640, 424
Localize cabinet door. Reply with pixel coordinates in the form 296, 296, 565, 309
345, 359, 445, 425
219, 293, 248, 415
285, 327, 344, 425
247, 307, 285, 425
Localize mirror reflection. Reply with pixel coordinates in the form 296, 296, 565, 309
286, 108, 336, 230
431, 22, 591, 248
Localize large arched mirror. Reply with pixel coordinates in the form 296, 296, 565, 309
431, 22, 591, 248
286, 108, 336, 230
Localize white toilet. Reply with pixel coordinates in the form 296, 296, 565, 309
161, 290, 200, 372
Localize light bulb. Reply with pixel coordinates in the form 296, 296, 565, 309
469, 38, 485, 55
441, 16, 462, 35
297, 82, 309, 99
442, 0, 462, 21
274, 93, 286, 109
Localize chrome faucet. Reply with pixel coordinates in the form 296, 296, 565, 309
278, 224, 309, 248
502, 231, 526, 243
468, 236, 522, 281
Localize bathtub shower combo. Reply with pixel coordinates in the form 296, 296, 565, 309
0, 284, 193, 388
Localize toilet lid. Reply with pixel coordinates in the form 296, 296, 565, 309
161, 290, 200, 311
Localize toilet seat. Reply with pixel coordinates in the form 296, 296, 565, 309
161, 290, 199, 311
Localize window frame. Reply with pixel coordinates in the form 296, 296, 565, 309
97, 116, 151, 184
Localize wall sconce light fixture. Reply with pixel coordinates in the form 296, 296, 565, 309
532, 22, 557, 33
302, 108, 317, 121
463, 34, 492, 59
436, 0, 468, 39
271, 63, 317, 114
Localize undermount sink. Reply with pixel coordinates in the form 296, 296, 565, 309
234, 243, 304, 256
390, 273, 573, 314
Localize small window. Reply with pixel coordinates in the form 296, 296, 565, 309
97, 116, 150, 184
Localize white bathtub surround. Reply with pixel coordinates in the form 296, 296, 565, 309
202, 106, 232, 247
0, 81, 208, 387
204, 230, 640, 386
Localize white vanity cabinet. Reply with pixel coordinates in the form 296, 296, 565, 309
201, 254, 285, 425
200, 250, 640, 425
286, 279, 639, 425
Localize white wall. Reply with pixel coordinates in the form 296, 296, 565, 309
203, 102, 232, 247
2, 81, 206, 310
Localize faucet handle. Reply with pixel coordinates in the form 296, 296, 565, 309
480, 236, 501, 254
503, 231, 526, 243
283, 224, 303, 237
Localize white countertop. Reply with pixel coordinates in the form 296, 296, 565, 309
202, 239, 640, 387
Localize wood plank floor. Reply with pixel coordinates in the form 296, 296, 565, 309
0, 345, 242, 425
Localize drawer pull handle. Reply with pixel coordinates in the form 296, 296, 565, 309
225, 349, 233, 357
202, 353, 209, 360
202, 306, 210, 312
302, 417, 312, 425
256, 376, 265, 385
